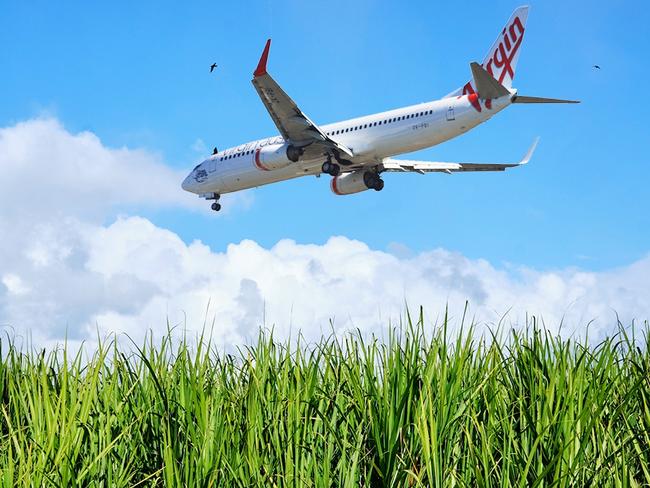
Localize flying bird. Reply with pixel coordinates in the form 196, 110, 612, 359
210, 63, 218, 73
593, 65, 601, 70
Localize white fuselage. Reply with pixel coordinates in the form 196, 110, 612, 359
182, 93, 512, 195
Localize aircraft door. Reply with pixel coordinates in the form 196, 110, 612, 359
446, 106, 455, 121
208, 159, 217, 172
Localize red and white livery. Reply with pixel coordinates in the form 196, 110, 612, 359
182, 6, 578, 211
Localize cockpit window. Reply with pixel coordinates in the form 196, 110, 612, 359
193, 164, 202, 171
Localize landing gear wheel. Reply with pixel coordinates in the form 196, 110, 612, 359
322, 161, 341, 177
363, 171, 384, 191
211, 202, 222, 212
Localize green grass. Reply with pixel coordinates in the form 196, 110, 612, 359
1, 311, 649, 487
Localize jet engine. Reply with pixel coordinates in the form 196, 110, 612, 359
254, 143, 303, 171
331, 170, 384, 195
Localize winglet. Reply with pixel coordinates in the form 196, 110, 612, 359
254, 39, 271, 77
520, 137, 540, 165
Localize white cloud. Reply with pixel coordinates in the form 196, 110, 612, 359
0, 118, 648, 348
2, 214, 648, 348
0, 118, 201, 218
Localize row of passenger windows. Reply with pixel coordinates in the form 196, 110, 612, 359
325, 109, 434, 136
220, 149, 254, 161
217, 109, 433, 160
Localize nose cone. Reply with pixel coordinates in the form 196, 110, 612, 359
181, 174, 195, 192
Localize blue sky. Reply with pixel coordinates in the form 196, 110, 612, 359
1, 0, 648, 272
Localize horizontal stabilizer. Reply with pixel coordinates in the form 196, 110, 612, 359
470, 62, 510, 99
513, 95, 580, 104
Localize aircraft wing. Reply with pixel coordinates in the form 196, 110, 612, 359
381, 138, 539, 174
251, 39, 353, 158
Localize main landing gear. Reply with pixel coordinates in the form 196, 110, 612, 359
321, 159, 340, 177
209, 193, 221, 212
363, 171, 384, 191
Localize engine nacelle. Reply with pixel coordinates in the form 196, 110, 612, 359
254, 143, 303, 171
331, 171, 371, 195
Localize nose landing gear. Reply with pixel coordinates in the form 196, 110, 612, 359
208, 193, 221, 211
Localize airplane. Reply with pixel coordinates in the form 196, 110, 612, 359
182, 6, 578, 211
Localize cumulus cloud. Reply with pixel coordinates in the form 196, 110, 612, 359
2, 214, 649, 348
0, 118, 648, 348
0, 118, 206, 218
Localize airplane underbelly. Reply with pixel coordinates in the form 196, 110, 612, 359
218, 157, 317, 193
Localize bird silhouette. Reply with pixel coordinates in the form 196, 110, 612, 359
210, 63, 218, 73
593, 65, 601, 70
